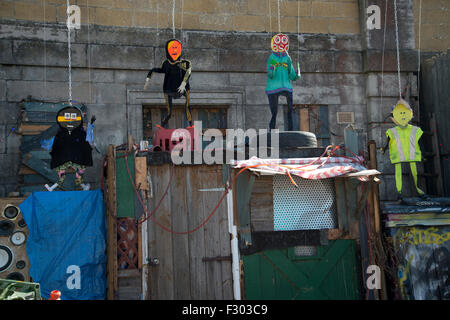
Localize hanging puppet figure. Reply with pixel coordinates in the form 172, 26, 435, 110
384, 99, 427, 201
266, 33, 301, 131
44, 106, 95, 191
144, 38, 192, 128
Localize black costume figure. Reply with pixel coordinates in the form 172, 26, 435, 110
48, 106, 94, 191
144, 38, 192, 128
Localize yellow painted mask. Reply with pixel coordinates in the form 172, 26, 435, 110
392, 99, 413, 127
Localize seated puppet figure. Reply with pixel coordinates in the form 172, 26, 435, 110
266, 33, 301, 131
385, 99, 426, 201
144, 38, 192, 128
45, 106, 95, 191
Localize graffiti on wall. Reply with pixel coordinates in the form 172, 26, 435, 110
394, 226, 450, 300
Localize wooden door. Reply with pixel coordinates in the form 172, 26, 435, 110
146, 164, 233, 300
242, 240, 360, 300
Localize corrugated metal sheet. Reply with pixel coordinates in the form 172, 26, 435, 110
421, 50, 450, 196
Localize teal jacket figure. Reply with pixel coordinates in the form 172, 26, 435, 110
266, 33, 301, 131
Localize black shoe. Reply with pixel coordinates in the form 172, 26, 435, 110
419, 193, 430, 201
396, 193, 405, 204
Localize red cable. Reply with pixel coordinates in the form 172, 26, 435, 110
122, 144, 362, 235
124, 154, 230, 235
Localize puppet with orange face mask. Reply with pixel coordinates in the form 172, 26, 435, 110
266, 33, 301, 131
144, 39, 192, 128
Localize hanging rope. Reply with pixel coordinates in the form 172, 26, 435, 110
180, 0, 184, 35
393, 0, 402, 99
269, 0, 272, 35
417, 0, 422, 121
172, 0, 176, 38
380, 0, 388, 111
66, 0, 73, 105
43, 1, 47, 97
88, 0, 92, 105
297, 0, 300, 72
277, 0, 281, 33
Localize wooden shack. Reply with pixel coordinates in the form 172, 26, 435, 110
104, 129, 387, 300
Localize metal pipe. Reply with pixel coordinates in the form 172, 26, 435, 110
227, 188, 241, 300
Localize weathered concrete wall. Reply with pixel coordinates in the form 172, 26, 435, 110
0, 19, 365, 195
413, 0, 450, 52
360, 0, 426, 200
0, 0, 445, 200
0, 0, 361, 34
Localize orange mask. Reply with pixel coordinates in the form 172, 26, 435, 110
167, 40, 182, 61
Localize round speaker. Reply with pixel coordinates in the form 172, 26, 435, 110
6, 272, 25, 281
16, 260, 26, 269
0, 245, 13, 272
0, 220, 14, 236
3, 205, 19, 219
18, 219, 27, 228
10, 231, 26, 246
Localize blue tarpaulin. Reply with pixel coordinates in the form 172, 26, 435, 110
19, 190, 106, 300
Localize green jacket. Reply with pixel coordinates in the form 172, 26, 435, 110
265, 52, 300, 95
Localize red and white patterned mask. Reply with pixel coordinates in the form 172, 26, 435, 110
271, 33, 289, 53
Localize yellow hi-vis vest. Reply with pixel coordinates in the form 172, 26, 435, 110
386, 124, 423, 164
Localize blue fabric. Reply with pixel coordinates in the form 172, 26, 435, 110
19, 190, 106, 300
40, 136, 55, 151
86, 123, 94, 145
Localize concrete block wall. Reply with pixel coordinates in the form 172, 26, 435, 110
0, 18, 365, 195
0, 0, 447, 199
0, 0, 361, 34
413, 0, 450, 52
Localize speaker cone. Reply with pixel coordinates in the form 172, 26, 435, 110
18, 219, 27, 228
4, 205, 19, 219
10, 231, 26, 246
16, 260, 26, 269
0, 220, 14, 236
6, 272, 25, 281
0, 245, 13, 272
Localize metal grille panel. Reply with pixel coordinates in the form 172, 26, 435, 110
294, 246, 317, 257
273, 175, 337, 231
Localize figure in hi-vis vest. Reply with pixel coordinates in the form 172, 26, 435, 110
384, 99, 426, 200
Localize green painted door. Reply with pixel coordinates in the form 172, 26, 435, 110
242, 240, 360, 300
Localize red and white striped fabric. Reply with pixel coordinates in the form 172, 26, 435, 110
230, 156, 368, 180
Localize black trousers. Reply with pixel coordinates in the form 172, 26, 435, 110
268, 91, 293, 131
162, 90, 192, 128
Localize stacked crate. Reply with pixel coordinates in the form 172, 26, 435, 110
17, 99, 87, 196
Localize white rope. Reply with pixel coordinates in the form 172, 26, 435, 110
417, 0, 422, 120
66, 0, 72, 104
172, 0, 176, 38
380, 0, 388, 111
269, 0, 272, 35
393, 0, 402, 98
297, 0, 300, 63
156, 1, 160, 53
180, 0, 184, 34
277, 0, 281, 33
88, 0, 92, 105
44, 1, 46, 97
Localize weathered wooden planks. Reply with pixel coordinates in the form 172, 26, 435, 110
146, 164, 233, 300
171, 166, 191, 299
187, 165, 208, 299
202, 166, 225, 300
106, 145, 118, 300
148, 164, 174, 300
249, 175, 274, 232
